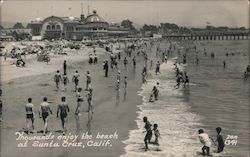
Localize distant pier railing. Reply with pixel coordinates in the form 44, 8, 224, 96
162, 31, 250, 40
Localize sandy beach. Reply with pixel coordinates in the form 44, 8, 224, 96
0, 41, 150, 157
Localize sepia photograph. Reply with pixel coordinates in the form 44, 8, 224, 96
0, 0, 249, 157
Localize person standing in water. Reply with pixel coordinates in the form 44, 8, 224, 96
198, 129, 212, 156
215, 127, 225, 153
143, 116, 152, 151
223, 60, 226, 68
153, 123, 160, 145
25, 97, 35, 134
39, 97, 52, 135
57, 96, 69, 135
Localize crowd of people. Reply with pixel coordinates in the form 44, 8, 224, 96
3, 37, 244, 155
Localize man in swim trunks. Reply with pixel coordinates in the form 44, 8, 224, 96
39, 97, 52, 135
25, 97, 35, 134
72, 70, 80, 91
85, 71, 91, 91
75, 88, 83, 115
57, 96, 69, 134
54, 70, 62, 90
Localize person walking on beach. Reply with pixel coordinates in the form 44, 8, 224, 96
85, 71, 91, 91
39, 97, 52, 135
63, 60, 67, 75
183, 72, 189, 88
103, 61, 109, 77
57, 96, 69, 135
215, 127, 225, 153
75, 88, 83, 115
116, 80, 120, 105
94, 53, 98, 64
124, 76, 128, 95
155, 61, 161, 75
124, 57, 128, 70
72, 70, 80, 91
143, 116, 152, 151
86, 88, 93, 113
117, 70, 121, 82
132, 56, 136, 69
54, 70, 62, 90
25, 97, 35, 134
198, 129, 212, 156
62, 74, 69, 91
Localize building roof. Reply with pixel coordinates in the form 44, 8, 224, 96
85, 10, 106, 23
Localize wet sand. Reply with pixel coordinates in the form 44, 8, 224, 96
1, 43, 150, 157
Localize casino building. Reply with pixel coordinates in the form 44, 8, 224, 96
29, 10, 130, 40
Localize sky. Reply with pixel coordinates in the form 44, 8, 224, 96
0, 0, 249, 28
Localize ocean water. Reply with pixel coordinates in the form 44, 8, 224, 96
121, 40, 249, 157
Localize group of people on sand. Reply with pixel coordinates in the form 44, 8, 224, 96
25, 96, 70, 135
198, 127, 225, 156
25, 59, 95, 135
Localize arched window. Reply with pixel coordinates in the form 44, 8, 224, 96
52, 25, 55, 30
56, 25, 61, 30
47, 25, 51, 30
